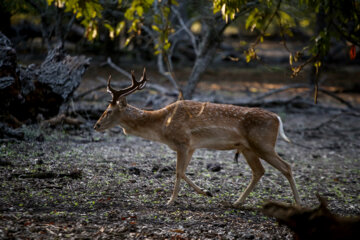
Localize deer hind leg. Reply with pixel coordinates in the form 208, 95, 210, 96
233, 149, 265, 207
167, 148, 209, 205
259, 149, 301, 205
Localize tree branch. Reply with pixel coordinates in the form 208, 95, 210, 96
157, 53, 179, 91
107, 57, 132, 80
171, 6, 199, 55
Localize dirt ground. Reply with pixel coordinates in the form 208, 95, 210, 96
0, 66, 359, 239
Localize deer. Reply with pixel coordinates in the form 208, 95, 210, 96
263, 195, 360, 240
94, 68, 302, 207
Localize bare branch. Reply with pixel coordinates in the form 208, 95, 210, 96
142, 24, 179, 90
141, 25, 156, 42
63, 12, 77, 41
168, 26, 185, 41
171, 6, 199, 55
157, 54, 179, 91
107, 57, 132, 80
74, 80, 177, 101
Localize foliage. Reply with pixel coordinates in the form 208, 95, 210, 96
47, 0, 103, 41
213, 0, 251, 22
122, 0, 153, 45
215, 0, 360, 75
122, 0, 177, 55
4, 0, 359, 80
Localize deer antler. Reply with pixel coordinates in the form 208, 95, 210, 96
107, 68, 147, 104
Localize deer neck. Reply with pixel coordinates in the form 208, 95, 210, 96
117, 105, 165, 141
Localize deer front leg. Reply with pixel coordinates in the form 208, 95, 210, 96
167, 148, 188, 205
167, 148, 210, 205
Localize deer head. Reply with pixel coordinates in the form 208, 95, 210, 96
93, 68, 147, 132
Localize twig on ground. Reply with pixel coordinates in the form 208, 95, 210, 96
318, 87, 354, 109
41, 114, 84, 127
74, 84, 107, 101
254, 83, 309, 101
249, 84, 357, 111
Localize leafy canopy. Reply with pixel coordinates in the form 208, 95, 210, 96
41, 0, 359, 72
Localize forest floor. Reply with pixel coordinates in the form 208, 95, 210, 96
1, 66, 360, 239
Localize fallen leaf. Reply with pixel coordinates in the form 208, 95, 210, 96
350, 45, 356, 60
24, 221, 32, 226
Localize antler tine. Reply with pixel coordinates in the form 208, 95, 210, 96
106, 75, 113, 94
138, 68, 147, 89
107, 74, 124, 104
107, 75, 118, 103
131, 70, 137, 86
142, 68, 146, 80
106, 69, 148, 104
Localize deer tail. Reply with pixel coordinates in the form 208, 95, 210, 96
277, 116, 291, 143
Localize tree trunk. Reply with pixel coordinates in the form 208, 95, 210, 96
0, 32, 22, 114
0, 2, 12, 37
183, 17, 223, 99
183, 46, 217, 99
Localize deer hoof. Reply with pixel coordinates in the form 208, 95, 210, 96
204, 190, 213, 197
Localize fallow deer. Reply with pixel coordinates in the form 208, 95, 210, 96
94, 69, 301, 206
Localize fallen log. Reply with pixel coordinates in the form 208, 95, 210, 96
0, 32, 90, 126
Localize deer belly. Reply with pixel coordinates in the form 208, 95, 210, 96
190, 126, 246, 150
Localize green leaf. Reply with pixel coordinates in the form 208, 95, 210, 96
314, 61, 321, 74
164, 42, 171, 51
125, 37, 133, 46
245, 8, 259, 31
125, 8, 134, 20
152, 25, 160, 32
104, 23, 113, 32
163, 6, 170, 18
246, 54, 251, 63
136, 6, 143, 17
153, 14, 162, 25
116, 21, 125, 36
278, 10, 296, 28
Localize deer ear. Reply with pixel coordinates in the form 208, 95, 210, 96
117, 97, 127, 107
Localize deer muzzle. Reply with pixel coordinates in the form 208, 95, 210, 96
94, 123, 101, 131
